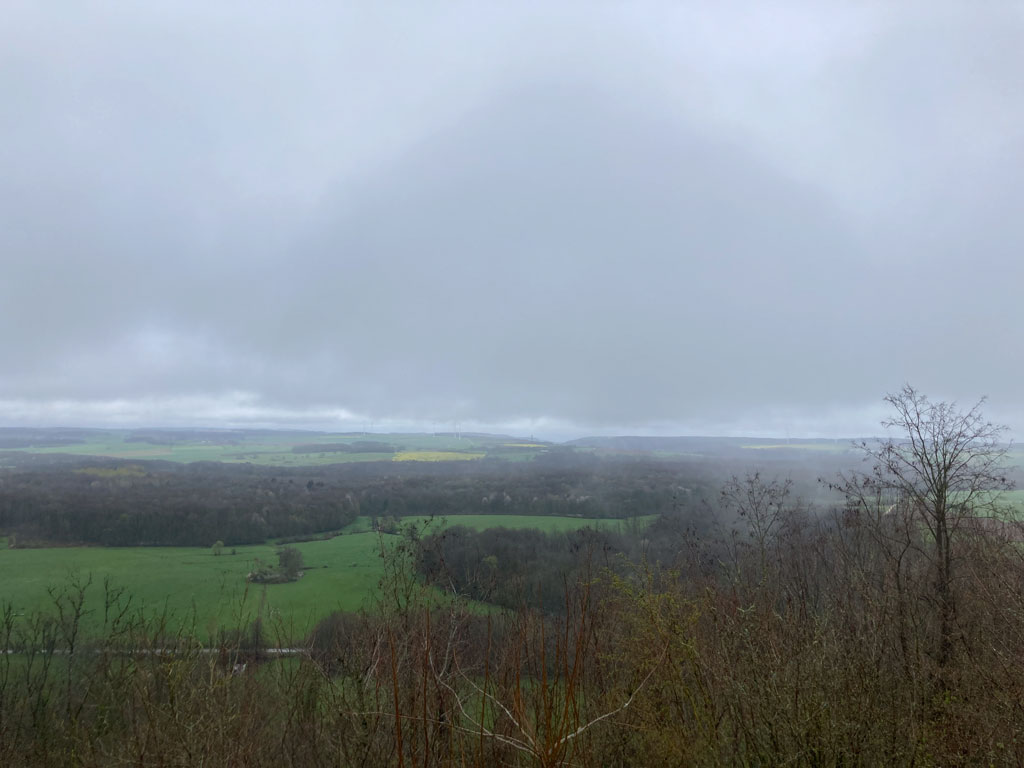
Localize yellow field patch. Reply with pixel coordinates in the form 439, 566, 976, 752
393, 451, 485, 462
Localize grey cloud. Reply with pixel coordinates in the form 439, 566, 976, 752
2, 3, 1023, 436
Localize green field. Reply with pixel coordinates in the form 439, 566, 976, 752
4, 430, 549, 466
0, 514, 649, 644
987, 489, 1024, 517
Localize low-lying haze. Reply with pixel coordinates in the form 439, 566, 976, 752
3, 2, 1022, 439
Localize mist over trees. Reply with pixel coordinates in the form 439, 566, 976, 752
3, 0, 1021, 760
4, 389, 1024, 764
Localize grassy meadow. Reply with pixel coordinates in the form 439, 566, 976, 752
5, 430, 548, 466
0, 515, 649, 644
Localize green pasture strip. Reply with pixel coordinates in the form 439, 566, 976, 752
10, 432, 547, 466
0, 515, 645, 644
987, 489, 1024, 519
0, 535, 385, 645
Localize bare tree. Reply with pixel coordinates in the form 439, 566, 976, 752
838, 385, 1013, 672
721, 473, 792, 555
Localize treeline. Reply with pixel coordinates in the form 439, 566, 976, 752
413, 514, 701, 613
6, 390, 1024, 764
0, 427, 91, 449
416, 526, 629, 612
0, 462, 358, 547
5, 490, 1024, 766
291, 441, 397, 454
124, 429, 246, 445
340, 447, 756, 520
0, 453, 723, 547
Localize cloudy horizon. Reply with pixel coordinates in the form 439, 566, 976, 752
3, 2, 1023, 441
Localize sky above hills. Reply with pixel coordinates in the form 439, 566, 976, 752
2, 2, 1023, 439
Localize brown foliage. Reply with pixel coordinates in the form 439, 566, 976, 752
6, 390, 1024, 765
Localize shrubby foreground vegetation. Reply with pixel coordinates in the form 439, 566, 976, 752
3, 388, 1024, 765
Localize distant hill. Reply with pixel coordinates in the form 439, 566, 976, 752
566, 435, 861, 455
0, 427, 103, 449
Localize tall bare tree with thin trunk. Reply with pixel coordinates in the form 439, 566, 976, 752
838, 385, 1012, 676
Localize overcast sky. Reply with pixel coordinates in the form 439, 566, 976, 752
2, 1, 1023, 439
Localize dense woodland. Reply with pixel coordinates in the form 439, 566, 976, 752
413, 516, 699, 613
0, 451, 739, 547
0, 461, 357, 546
4, 390, 1024, 764
6, 483, 1024, 765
